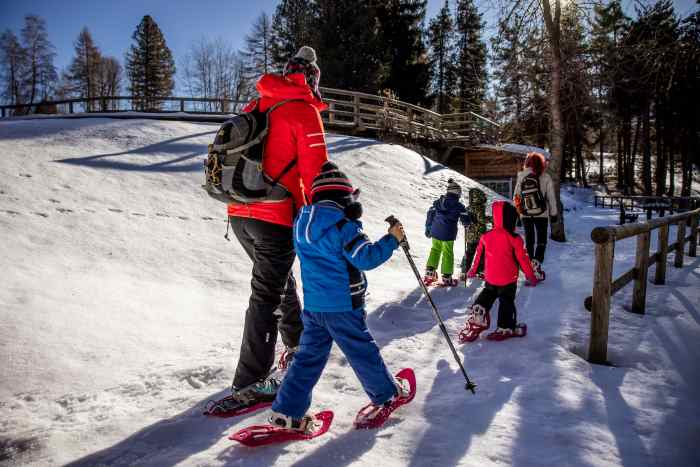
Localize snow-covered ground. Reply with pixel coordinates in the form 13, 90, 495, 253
1, 118, 698, 467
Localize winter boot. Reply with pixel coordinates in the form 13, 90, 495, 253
423, 267, 438, 286
486, 323, 527, 341
440, 274, 459, 287
458, 304, 490, 343
268, 411, 315, 433
277, 346, 298, 370
230, 376, 281, 407
354, 368, 416, 429
531, 259, 545, 281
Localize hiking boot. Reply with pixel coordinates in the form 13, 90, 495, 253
231, 376, 281, 405
458, 304, 490, 343
531, 260, 545, 281
440, 275, 459, 287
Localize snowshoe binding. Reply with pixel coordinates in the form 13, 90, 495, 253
531, 260, 545, 281
204, 375, 281, 418
458, 304, 490, 343
277, 346, 298, 370
354, 368, 416, 429
438, 275, 459, 287
423, 268, 438, 286
486, 323, 527, 341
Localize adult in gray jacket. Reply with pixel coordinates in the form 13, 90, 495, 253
513, 152, 558, 280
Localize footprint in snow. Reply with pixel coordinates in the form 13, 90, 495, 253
33, 212, 49, 218
131, 212, 146, 217
56, 208, 73, 213
2, 209, 21, 215
108, 208, 123, 213
49, 199, 60, 204
19, 173, 32, 178
177, 216, 189, 221
156, 212, 170, 218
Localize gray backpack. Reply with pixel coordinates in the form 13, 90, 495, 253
203, 99, 299, 203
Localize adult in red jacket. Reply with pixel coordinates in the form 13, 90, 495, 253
461, 200, 538, 342
228, 46, 328, 405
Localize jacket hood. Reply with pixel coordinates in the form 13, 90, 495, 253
256, 73, 328, 112
492, 200, 518, 232
296, 203, 348, 244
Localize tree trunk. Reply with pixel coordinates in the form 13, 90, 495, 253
616, 126, 624, 189
642, 101, 652, 195
542, 0, 566, 242
629, 116, 641, 194
599, 126, 605, 185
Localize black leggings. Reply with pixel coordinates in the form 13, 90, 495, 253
522, 217, 549, 263
474, 282, 518, 329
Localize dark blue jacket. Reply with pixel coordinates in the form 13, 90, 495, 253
294, 202, 399, 312
425, 193, 470, 241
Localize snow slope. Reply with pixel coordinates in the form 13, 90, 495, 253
1, 118, 698, 467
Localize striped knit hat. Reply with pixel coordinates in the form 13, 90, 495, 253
310, 161, 354, 205
284, 46, 321, 99
447, 178, 462, 196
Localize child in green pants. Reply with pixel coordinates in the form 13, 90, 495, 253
424, 179, 471, 286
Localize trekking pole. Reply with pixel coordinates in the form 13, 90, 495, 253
386, 215, 477, 394
463, 226, 468, 287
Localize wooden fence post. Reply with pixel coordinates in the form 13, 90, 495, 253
632, 231, 650, 314
1, 107, 5, 118
675, 218, 686, 268
588, 239, 614, 364
353, 95, 361, 129
655, 224, 669, 285
69, 102, 73, 114
689, 213, 698, 257
328, 102, 335, 125
180, 99, 185, 112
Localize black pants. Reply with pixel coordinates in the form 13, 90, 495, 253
522, 217, 549, 263
230, 216, 303, 388
474, 282, 517, 329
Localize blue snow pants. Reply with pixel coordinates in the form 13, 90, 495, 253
271, 309, 397, 419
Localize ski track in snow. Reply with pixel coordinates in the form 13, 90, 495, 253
0, 118, 699, 467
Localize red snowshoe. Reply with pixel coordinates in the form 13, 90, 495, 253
354, 368, 416, 429
458, 305, 490, 343
531, 260, 545, 281
423, 269, 438, 286
485, 323, 527, 341
436, 275, 459, 287
230, 410, 334, 447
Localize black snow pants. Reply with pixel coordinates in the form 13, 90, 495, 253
474, 282, 518, 329
521, 217, 549, 263
230, 216, 303, 388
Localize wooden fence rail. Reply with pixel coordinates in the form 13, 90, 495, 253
584, 208, 700, 364
593, 195, 700, 224
0, 88, 500, 144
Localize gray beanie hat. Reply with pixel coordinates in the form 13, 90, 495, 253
294, 46, 317, 64
446, 178, 462, 196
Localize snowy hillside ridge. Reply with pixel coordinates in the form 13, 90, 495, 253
1, 118, 699, 467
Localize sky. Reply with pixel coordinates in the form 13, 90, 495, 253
0, 0, 698, 92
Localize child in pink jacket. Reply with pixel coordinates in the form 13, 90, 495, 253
460, 200, 539, 342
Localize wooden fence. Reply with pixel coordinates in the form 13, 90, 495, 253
594, 195, 700, 224
584, 208, 700, 364
0, 88, 500, 144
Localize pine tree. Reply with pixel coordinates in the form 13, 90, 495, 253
67, 27, 101, 111
125, 15, 175, 111
453, 0, 487, 112
241, 12, 274, 87
0, 30, 26, 107
95, 57, 122, 110
313, 0, 383, 92
428, 0, 456, 113
20, 15, 56, 105
376, 0, 431, 105
271, 0, 317, 71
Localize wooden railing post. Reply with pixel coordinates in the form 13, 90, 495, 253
180, 99, 184, 112
588, 238, 614, 364
353, 95, 361, 129
675, 218, 686, 268
655, 224, 669, 285
689, 212, 698, 257
632, 231, 650, 314
69, 101, 73, 114
328, 101, 335, 124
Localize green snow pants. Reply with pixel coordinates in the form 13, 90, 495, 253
426, 239, 455, 276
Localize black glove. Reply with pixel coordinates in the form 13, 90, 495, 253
550, 215, 558, 224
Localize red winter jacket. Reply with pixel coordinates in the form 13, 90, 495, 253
227, 73, 329, 227
468, 200, 538, 286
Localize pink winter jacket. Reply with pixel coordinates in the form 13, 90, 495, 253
468, 200, 538, 286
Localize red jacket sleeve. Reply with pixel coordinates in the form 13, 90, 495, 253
294, 103, 329, 203
511, 234, 538, 283
468, 238, 485, 277
242, 99, 257, 113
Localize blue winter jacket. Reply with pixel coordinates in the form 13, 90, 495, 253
425, 193, 470, 241
294, 202, 399, 313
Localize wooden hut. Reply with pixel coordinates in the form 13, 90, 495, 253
442, 144, 550, 198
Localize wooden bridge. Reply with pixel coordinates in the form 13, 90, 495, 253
0, 87, 500, 146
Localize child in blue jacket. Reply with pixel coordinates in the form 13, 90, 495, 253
424, 178, 470, 286
268, 161, 411, 432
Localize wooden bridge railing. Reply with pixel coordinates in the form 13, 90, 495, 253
594, 195, 700, 224
584, 208, 700, 364
0, 88, 500, 144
